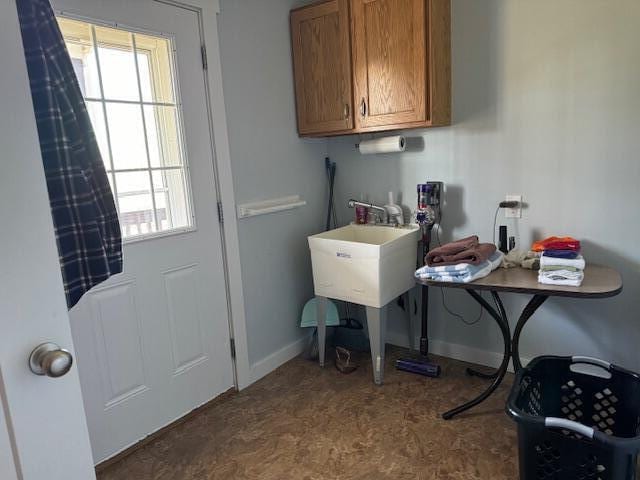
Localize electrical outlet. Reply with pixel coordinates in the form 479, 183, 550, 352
505, 195, 522, 218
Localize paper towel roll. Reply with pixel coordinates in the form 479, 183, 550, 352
358, 135, 406, 155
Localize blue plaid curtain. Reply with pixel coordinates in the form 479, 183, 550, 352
17, 0, 123, 309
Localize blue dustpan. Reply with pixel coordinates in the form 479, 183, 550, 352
300, 298, 340, 328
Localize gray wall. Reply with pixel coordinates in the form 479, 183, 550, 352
328, 0, 640, 370
218, 0, 327, 366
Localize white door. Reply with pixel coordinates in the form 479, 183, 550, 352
53, 0, 235, 463
0, 0, 96, 477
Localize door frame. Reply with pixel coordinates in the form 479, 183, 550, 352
153, 0, 252, 389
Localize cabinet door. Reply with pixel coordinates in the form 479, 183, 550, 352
352, 0, 427, 130
291, 0, 353, 135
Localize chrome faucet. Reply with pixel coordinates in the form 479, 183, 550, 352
347, 199, 388, 224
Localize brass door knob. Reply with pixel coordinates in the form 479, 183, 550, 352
29, 343, 73, 378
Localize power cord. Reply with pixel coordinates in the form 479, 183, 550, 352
440, 287, 484, 326
492, 205, 500, 245
431, 208, 483, 326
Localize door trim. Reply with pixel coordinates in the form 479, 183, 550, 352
151, 0, 252, 389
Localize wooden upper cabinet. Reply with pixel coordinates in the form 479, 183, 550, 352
290, 0, 353, 135
352, 0, 426, 129
290, 0, 450, 137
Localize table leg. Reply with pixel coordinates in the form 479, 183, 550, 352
442, 290, 512, 420
316, 296, 327, 367
366, 305, 387, 385
512, 294, 547, 372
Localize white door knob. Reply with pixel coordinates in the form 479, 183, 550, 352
29, 343, 73, 378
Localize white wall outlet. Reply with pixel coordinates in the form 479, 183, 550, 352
505, 195, 522, 218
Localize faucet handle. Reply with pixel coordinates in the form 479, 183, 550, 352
383, 204, 404, 226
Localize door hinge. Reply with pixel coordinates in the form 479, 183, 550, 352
216, 201, 224, 224
229, 338, 236, 358
200, 45, 208, 70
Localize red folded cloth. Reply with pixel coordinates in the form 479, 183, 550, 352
531, 236, 581, 252
426, 235, 497, 266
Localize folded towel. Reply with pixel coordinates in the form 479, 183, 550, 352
416, 251, 504, 283
425, 235, 478, 264
426, 237, 497, 267
540, 265, 581, 273
418, 250, 504, 278
542, 249, 580, 259
539, 269, 584, 281
532, 236, 581, 252
540, 253, 586, 270
538, 272, 584, 287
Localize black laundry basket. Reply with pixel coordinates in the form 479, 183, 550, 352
507, 356, 640, 480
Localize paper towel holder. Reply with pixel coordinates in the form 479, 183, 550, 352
355, 137, 406, 149
355, 134, 406, 154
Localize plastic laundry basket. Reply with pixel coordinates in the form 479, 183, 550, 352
506, 356, 640, 480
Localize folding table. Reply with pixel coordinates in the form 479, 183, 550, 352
416, 265, 623, 419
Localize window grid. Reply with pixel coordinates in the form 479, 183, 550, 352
130, 32, 160, 232
80, 22, 192, 239
89, 24, 120, 215
84, 97, 176, 108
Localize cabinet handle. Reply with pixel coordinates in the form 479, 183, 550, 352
360, 98, 367, 117
343, 103, 350, 119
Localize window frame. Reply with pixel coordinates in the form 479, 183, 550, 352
57, 13, 197, 244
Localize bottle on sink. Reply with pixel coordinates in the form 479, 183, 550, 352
355, 193, 368, 224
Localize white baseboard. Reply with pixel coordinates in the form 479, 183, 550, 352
247, 329, 529, 388
386, 331, 530, 373
248, 333, 311, 385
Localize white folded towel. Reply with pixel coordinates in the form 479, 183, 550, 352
540, 253, 585, 270
538, 269, 584, 281
537, 275, 583, 287
416, 251, 504, 284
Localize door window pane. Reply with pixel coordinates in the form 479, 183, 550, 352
116, 171, 156, 236
144, 105, 183, 168
85, 100, 111, 170
58, 18, 194, 240
105, 103, 148, 170
94, 26, 139, 102
57, 17, 101, 98
152, 170, 190, 231
135, 33, 175, 103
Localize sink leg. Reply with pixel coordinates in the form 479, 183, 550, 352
316, 296, 327, 367
366, 305, 387, 385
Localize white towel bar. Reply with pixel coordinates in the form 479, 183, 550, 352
237, 195, 306, 219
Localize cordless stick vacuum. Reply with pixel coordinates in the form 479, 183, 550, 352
395, 182, 442, 378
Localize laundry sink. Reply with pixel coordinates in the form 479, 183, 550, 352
308, 224, 420, 308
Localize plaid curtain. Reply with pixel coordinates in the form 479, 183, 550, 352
17, 0, 123, 309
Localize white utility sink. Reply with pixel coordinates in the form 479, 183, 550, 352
308, 224, 420, 308
308, 223, 420, 385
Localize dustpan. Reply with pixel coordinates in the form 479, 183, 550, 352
300, 297, 340, 328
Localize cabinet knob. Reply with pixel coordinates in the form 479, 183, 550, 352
360, 98, 367, 117
344, 102, 350, 119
